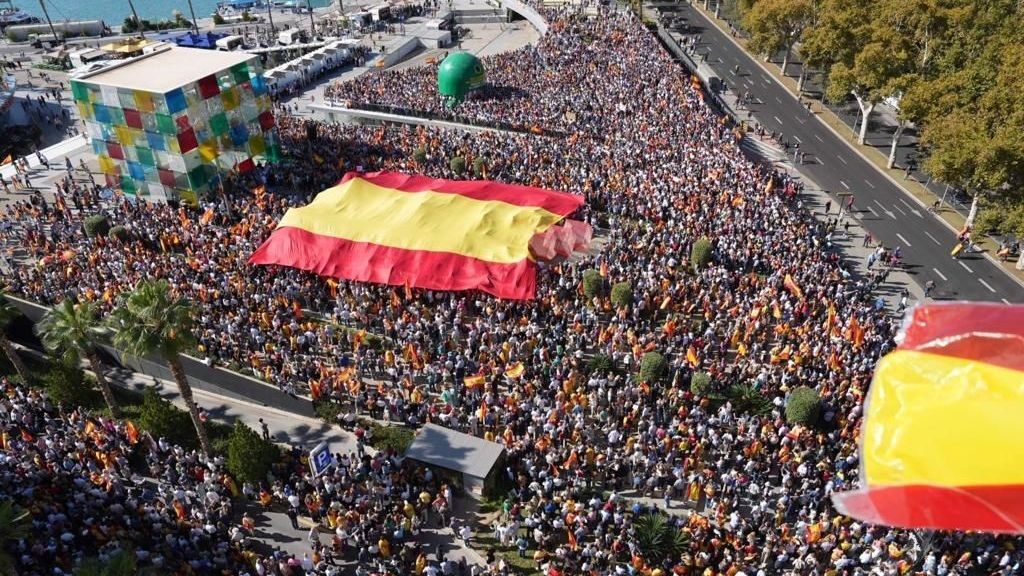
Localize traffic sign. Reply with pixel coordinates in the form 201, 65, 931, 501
309, 442, 335, 477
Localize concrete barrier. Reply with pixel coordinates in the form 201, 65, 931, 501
3, 294, 315, 418
499, 0, 549, 35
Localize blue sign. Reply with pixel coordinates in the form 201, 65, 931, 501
309, 442, 335, 477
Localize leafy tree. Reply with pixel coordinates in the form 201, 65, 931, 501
0, 500, 30, 575
690, 237, 713, 271
785, 385, 822, 425
449, 155, 466, 175
412, 146, 427, 165
83, 215, 110, 238
0, 293, 30, 384
639, 351, 667, 383
690, 371, 712, 396
741, 0, 815, 76
581, 269, 603, 299
108, 225, 130, 242
37, 300, 119, 417
610, 281, 633, 308
634, 512, 687, 565
472, 156, 488, 177
727, 384, 773, 415
138, 387, 192, 445
226, 421, 278, 484
368, 423, 414, 453
110, 279, 211, 456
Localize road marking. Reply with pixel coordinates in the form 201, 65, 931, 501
897, 198, 917, 212
795, 117, 805, 124
932, 267, 948, 281
762, 74, 771, 83
895, 233, 912, 246
923, 231, 941, 245
892, 204, 907, 216
814, 134, 824, 142
864, 180, 875, 188
873, 199, 885, 209
840, 180, 850, 190
958, 261, 973, 273
867, 206, 879, 217
979, 278, 997, 293
792, 135, 801, 143
1003, 298, 1011, 304
774, 97, 782, 104
773, 115, 783, 125
837, 155, 848, 165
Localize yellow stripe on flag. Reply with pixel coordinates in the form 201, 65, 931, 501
864, 349, 1024, 488
277, 179, 566, 264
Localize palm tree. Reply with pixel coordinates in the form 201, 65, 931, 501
0, 293, 31, 384
109, 279, 211, 457
633, 512, 688, 566
37, 300, 120, 417
0, 500, 30, 575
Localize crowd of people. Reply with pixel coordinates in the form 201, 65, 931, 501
2, 2, 1024, 576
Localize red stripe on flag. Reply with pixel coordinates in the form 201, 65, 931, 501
898, 303, 1024, 373
833, 483, 1024, 533
249, 227, 536, 300
340, 171, 584, 215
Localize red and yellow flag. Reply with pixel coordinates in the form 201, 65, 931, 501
504, 362, 525, 379
686, 345, 699, 368
833, 303, 1024, 533
125, 420, 140, 444
463, 374, 486, 389
783, 274, 803, 300
249, 172, 583, 300
567, 528, 578, 550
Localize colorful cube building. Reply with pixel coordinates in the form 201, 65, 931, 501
70, 46, 279, 205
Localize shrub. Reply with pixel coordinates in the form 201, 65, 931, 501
610, 281, 633, 307
138, 387, 194, 446
587, 353, 614, 374
639, 351, 667, 383
412, 146, 427, 164
581, 269, 602, 298
472, 156, 487, 177
690, 237, 713, 271
83, 215, 110, 238
42, 360, 100, 409
449, 156, 466, 175
108, 225, 130, 241
368, 423, 414, 453
313, 398, 343, 423
785, 386, 822, 426
690, 371, 712, 397
226, 421, 278, 484
212, 13, 226, 25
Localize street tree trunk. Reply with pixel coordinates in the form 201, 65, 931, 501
853, 94, 875, 145
166, 354, 212, 458
1016, 250, 1024, 271
87, 351, 120, 418
781, 46, 791, 76
965, 195, 979, 228
0, 336, 30, 385
797, 69, 806, 92
887, 120, 907, 169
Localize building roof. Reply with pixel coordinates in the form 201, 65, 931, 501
77, 46, 256, 94
403, 424, 505, 479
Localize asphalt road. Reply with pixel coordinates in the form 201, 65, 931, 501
677, 2, 1024, 303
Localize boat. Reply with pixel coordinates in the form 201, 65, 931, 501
0, 7, 40, 29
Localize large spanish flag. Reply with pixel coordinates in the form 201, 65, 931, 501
249, 172, 583, 300
833, 302, 1024, 533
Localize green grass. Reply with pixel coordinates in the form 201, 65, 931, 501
472, 531, 541, 576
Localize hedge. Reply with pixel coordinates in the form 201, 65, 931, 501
450, 156, 467, 175
83, 215, 111, 238
582, 269, 603, 299
690, 371, 711, 396
226, 420, 278, 484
